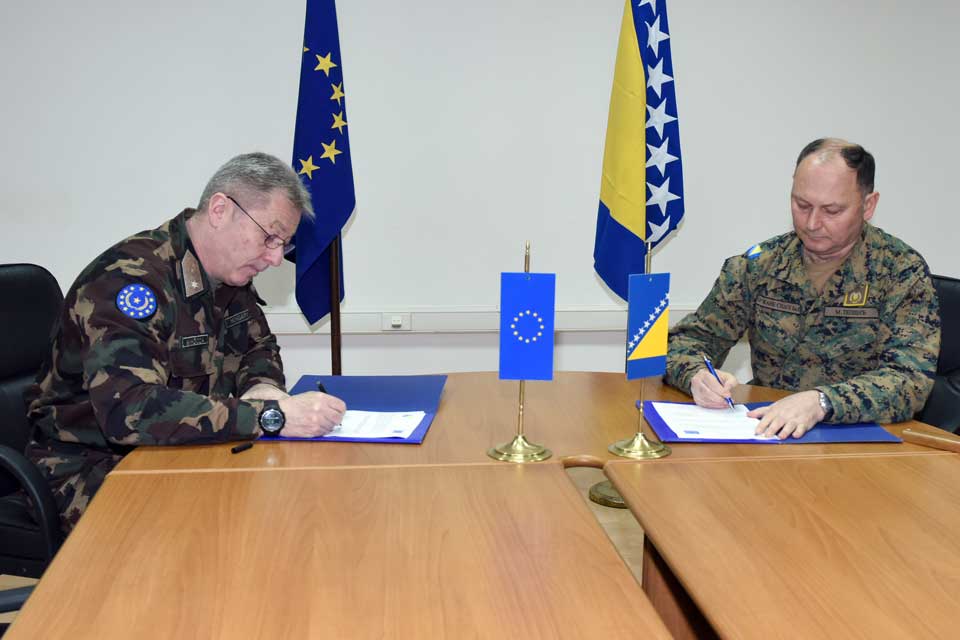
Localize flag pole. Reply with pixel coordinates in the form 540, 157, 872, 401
608, 243, 670, 459
589, 243, 670, 509
328, 234, 342, 375
487, 241, 552, 463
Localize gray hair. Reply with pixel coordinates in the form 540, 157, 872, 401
198, 152, 315, 221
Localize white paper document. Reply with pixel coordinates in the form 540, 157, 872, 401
323, 410, 426, 440
650, 402, 776, 441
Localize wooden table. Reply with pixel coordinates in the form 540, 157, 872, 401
606, 453, 960, 640
113, 372, 945, 474
7, 464, 671, 640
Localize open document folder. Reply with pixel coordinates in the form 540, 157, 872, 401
642, 400, 900, 444
277, 375, 447, 444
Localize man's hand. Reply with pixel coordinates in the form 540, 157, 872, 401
747, 390, 826, 440
277, 391, 347, 438
690, 368, 740, 409
240, 383, 288, 402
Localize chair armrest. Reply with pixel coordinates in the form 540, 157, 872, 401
0, 445, 63, 560
0, 585, 34, 614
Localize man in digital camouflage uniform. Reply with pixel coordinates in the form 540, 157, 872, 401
666, 138, 940, 439
26, 152, 346, 532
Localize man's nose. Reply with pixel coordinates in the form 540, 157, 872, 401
264, 244, 284, 267
806, 209, 822, 230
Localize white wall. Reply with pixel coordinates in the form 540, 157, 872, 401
2, 0, 956, 380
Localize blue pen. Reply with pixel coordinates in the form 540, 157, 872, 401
701, 353, 736, 410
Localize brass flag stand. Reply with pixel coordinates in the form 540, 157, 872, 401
590, 242, 670, 508
488, 242, 552, 463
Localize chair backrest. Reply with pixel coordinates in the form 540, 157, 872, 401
917, 274, 960, 433
0, 264, 64, 458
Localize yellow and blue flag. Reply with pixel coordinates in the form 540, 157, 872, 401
286, 0, 356, 325
499, 273, 556, 381
626, 273, 669, 379
594, 0, 683, 300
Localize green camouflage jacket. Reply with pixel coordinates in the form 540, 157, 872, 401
26, 209, 283, 530
665, 223, 940, 424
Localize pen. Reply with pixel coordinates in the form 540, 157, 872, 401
317, 382, 327, 393
902, 428, 960, 454
231, 441, 254, 454
701, 353, 736, 410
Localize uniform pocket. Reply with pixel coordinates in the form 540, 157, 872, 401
169, 346, 215, 379
223, 309, 251, 354
818, 316, 879, 365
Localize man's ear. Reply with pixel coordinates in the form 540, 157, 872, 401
207, 193, 230, 229
862, 191, 879, 222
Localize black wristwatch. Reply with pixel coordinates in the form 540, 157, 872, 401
259, 400, 286, 436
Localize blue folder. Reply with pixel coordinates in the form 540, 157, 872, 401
641, 400, 901, 444
273, 374, 448, 444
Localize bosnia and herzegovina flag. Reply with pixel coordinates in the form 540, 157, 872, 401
626, 273, 669, 379
594, 0, 684, 300
499, 273, 556, 381
286, 0, 356, 325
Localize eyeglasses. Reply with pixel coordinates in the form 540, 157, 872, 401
225, 195, 290, 250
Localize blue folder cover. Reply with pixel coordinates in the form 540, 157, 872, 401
273, 374, 448, 444
641, 400, 901, 444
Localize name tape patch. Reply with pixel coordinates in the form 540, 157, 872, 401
180, 334, 210, 349
824, 307, 879, 319
224, 309, 251, 329
756, 296, 802, 315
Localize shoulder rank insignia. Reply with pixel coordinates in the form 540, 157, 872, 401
744, 243, 763, 260
116, 283, 158, 319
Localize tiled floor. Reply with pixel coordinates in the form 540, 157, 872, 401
566, 466, 645, 583
0, 574, 37, 625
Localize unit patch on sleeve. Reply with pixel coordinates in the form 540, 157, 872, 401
116, 283, 158, 320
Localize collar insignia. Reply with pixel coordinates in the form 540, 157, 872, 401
181, 250, 206, 299
842, 284, 869, 307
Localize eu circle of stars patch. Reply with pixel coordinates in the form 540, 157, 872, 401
116, 283, 158, 320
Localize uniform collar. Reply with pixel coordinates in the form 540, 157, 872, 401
769, 232, 808, 290
170, 209, 212, 301
768, 225, 871, 301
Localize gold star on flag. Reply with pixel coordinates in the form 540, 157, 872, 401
331, 111, 347, 134
314, 52, 337, 76
298, 155, 319, 179
303, 45, 309, 53
330, 82, 345, 106
320, 140, 342, 164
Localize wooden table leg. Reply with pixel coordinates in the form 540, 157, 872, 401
641, 537, 719, 640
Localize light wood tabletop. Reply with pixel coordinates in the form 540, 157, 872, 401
606, 453, 960, 640
7, 463, 671, 640
113, 372, 946, 474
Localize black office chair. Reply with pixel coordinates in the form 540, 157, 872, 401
0, 264, 66, 630
917, 274, 960, 434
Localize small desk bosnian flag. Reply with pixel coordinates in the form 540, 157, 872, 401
626, 273, 670, 379
499, 273, 556, 381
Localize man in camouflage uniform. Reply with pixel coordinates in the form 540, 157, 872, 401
666, 138, 940, 439
26, 152, 346, 532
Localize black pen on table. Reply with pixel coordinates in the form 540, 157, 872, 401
701, 353, 736, 411
231, 441, 253, 454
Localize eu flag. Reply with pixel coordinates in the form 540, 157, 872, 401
286, 0, 356, 325
626, 273, 670, 379
594, 0, 684, 300
499, 273, 556, 381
